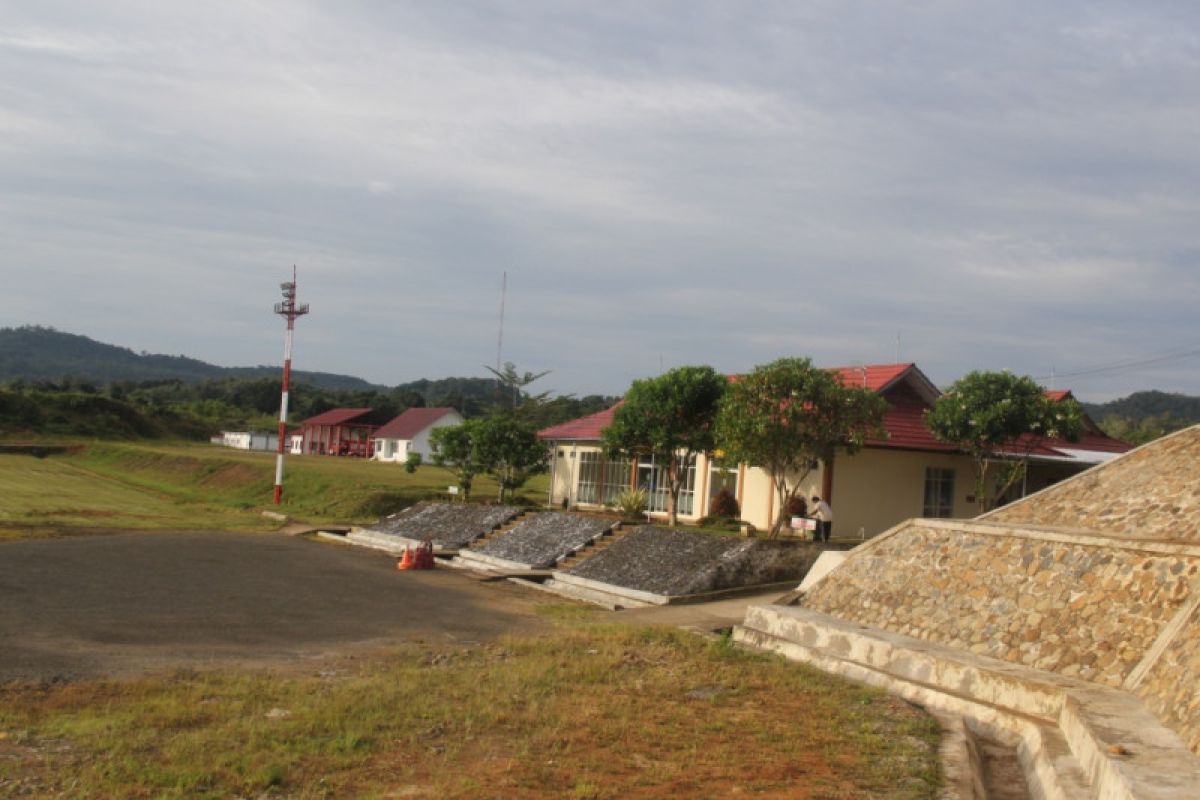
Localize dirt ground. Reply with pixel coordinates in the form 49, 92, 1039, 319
0, 531, 553, 682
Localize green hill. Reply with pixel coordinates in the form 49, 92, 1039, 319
0, 326, 382, 390
1081, 390, 1200, 424
1082, 390, 1200, 445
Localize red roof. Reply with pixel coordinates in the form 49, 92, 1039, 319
375, 408, 460, 440
538, 402, 622, 441
865, 390, 956, 452
300, 408, 375, 427
537, 365, 924, 443
831, 363, 920, 394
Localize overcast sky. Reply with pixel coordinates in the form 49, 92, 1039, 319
4, 2, 1199, 401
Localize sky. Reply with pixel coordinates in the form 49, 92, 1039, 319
3, 1, 1199, 402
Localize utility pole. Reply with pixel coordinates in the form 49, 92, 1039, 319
272, 267, 309, 505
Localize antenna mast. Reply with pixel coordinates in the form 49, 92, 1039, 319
272, 266, 310, 505
496, 270, 506, 373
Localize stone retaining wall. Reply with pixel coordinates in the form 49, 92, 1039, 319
984, 425, 1200, 541
803, 521, 1199, 689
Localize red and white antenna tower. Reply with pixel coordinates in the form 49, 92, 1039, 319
272, 267, 309, 505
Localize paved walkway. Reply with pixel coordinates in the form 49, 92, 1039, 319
617, 589, 792, 634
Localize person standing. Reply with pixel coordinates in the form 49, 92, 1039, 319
811, 495, 833, 542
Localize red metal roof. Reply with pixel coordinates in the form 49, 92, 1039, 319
375, 408, 459, 440
300, 408, 376, 427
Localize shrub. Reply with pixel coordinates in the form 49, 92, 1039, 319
785, 495, 809, 517
616, 487, 648, 519
708, 487, 740, 518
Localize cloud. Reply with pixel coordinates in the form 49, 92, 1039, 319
1, 1, 1198, 402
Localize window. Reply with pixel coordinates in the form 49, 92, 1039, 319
923, 467, 955, 518
708, 463, 739, 509
637, 454, 697, 516
601, 457, 632, 505
576, 452, 632, 506
577, 451, 601, 504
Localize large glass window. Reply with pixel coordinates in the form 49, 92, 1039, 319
923, 467, 955, 518
601, 457, 632, 505
638, 454, 697, 516
708, 463, 739, 513
577, 451, 601, 504
576, 452, 632, 506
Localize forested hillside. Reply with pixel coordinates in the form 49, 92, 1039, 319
1083, 391, 1200, 445
0, 327, 616, 440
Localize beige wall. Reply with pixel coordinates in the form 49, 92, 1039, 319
544, 441, 1022, 538
827, 449, 979, 538
547, 442, 582, 508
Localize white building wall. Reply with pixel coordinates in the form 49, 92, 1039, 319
410, 411, 463, 460
374, 410, 465, 464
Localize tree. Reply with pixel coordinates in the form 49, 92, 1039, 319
924, 371, 1084, 513
473, 414, 548, 502
1097, 412, 1186, 446
715, 358, 887, 537
430, 421, 483, 501
602, 366, 727, 526
485, 362, 552, 416
429, 415, 548, 503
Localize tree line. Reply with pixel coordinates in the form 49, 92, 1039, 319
0, 373, 615, 441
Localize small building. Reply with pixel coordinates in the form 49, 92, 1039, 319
215, 431, 279, 452
538, 363, 1132, 538
372, 407, 464, 463
298, 408, 389, 457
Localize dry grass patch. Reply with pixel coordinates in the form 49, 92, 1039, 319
0, 621, 940, 799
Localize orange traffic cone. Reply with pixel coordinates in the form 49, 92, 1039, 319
397, 546, 415, 570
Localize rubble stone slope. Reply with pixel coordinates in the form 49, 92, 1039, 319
985, 425, 1200, 540
477, 512, 613, 569
569, 526, 819, 596
369, 503, 521, 549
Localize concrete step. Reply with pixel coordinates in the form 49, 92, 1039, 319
466, 510, 535, 550
554, 524, 632, 571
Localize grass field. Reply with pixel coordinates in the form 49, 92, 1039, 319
0, 616, 942, 799
0, 442, 550, 537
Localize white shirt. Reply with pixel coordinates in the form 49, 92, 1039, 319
812, 500, 833, 522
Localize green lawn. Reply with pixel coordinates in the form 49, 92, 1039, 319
0, 442, 550, 537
